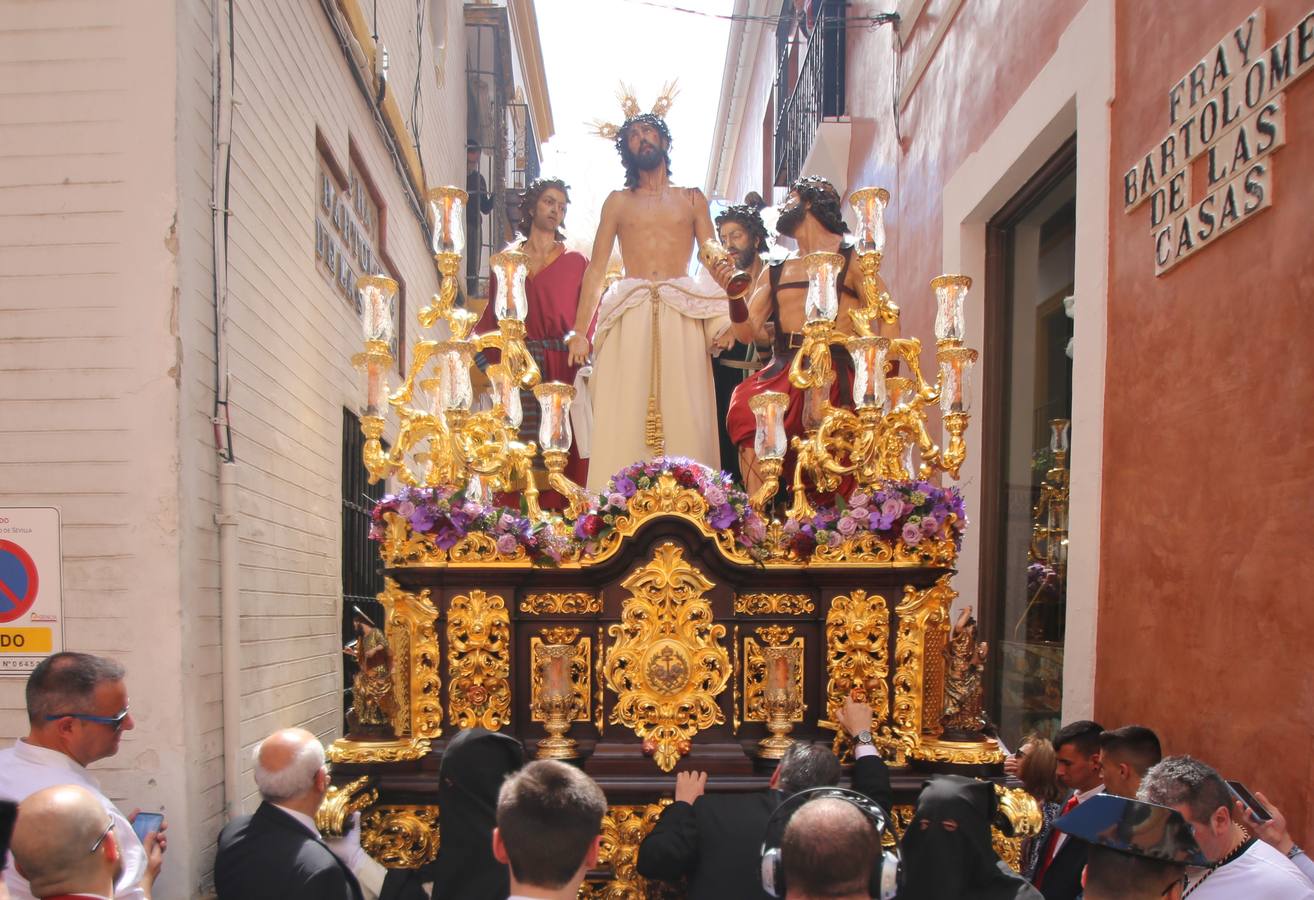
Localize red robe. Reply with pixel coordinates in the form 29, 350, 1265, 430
475, 248, 589, 504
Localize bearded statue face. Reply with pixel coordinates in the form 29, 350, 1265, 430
775, 191, 806, 237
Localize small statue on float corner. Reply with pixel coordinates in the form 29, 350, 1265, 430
344, 605, 398, 738
941, 605, 989, 741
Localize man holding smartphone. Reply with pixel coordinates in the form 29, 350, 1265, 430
1139, 756, 1314, 899
0, 653, 165, 900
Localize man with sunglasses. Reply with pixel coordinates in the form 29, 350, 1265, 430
0, 653, 164, 900
10, 784, 122, 899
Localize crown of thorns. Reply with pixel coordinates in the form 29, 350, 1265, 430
590, 81, 679, 152
715, 203, 770, 252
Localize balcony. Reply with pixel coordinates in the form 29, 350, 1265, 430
773, 4, 846, 187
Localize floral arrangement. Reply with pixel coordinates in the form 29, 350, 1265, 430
780, 480, 967, 557
370, 484, 572, 563
572, 456, 769, 560
369, 466, 964, 565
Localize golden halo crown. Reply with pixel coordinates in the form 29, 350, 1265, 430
589, 80, 679, 141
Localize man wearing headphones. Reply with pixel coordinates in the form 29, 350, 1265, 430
777, 796, 885, 900
637, 699, 891, 899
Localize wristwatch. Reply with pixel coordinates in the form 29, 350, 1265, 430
855, 730, 873, 746
1288, 844, 1305, 861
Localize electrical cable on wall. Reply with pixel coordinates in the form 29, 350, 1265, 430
213, 0, 236, 463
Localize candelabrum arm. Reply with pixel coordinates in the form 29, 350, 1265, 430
419, 253, 462, 329
788, 322, 838, 391
748, 456, 784, 516
389, 340, 439, 406
890, 338, 937, 402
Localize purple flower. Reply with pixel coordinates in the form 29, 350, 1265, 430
710, 503, 738, 530
396, 500, 416, 519
704, 485, 728, 507
901, 522, 923, 546
837, 514, 858, 536
874, 513, 896, 531
495, 533, 519, 555
434, 525, 463, 550
921, 514, 940, 536
783, 519, 800, 536
498, 513, 516, 531
744, 515, 767, 542
615, 475, 637, 497
409, 507, 437, 532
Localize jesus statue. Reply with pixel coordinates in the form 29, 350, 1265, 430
566, 86, 737, 491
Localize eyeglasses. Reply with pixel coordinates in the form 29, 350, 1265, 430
45, 707, 130, 731
89, 816, 115, 854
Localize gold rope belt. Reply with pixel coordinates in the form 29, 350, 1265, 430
645, 284, 664, 454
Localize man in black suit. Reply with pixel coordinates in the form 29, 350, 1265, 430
636, 699, 892, 900
1033, 720, 1105, 900
214, 728, 364, 900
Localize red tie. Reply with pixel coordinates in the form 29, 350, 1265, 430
1034, 793, 1081, 887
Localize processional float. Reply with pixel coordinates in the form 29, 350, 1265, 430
322, 185, 1041, 894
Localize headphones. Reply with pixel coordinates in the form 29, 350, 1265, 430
759, 787, 901, 899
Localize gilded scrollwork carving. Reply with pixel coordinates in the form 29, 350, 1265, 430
447, 589, 511, 729
379, 578, 442, 739
825, 589, 891, 760
603, 543, 731, 771
735, 592, 816, 615
810, 533, 958, 567
520, 591, 602, 614
579, 802, 672, 899
325, 736, 431, 764
315, 776, 378, 837
360, 805, 441, 868
887, 577, 955, 757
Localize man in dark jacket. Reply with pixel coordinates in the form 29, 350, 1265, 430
636, 699, 892, 900
215, 728, 363, 900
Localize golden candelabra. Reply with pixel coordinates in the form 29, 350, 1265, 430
351, 185, 588, 520
1030, 418, 1070, 576
747, 187, 981, 519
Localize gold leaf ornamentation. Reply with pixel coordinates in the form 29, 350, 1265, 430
379, 578, 442, 739
520, 591, 601, 614
315, 776, 378, 837
578, 802, 673, 899
603, 543, 731, 771
735, 592, 816, 615
825, 589, 890, 759
360, 806, 441, 868
888, 576, 955, 757
447, 590, 511, 729
325, 736, 431, 764
811, 533, 958, 567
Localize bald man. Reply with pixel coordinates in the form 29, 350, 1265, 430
214, 729, 364, 900
11, 785, 120, 899
780, 798, 881, 900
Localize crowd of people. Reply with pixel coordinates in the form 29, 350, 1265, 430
2, 652, 1312, 900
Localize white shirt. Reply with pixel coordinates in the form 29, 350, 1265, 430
1187, 840, 1314, 900
0, 740, 149, 900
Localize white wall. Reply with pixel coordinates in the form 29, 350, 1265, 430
1, 0, 467, 895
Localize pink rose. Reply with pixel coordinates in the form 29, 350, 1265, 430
495, 533, 519, 555
827, 531, 843, 548
837, 515, 858, 536
881, 498, 903, 519
607, 492, 627, 509
901, 522, 923, 546
849, 492, 870, 508
848, 506, 870, 523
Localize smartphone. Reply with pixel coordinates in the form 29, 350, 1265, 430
132, 812, 164, 843
0, 799, 16, 871
1226, 780, 1273, 822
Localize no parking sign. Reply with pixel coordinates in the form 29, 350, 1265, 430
0, 508, 63, 674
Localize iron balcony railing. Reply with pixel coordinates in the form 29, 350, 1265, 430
774, 8, 846, 187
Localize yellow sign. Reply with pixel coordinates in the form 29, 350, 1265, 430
0, 628, 52, 653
